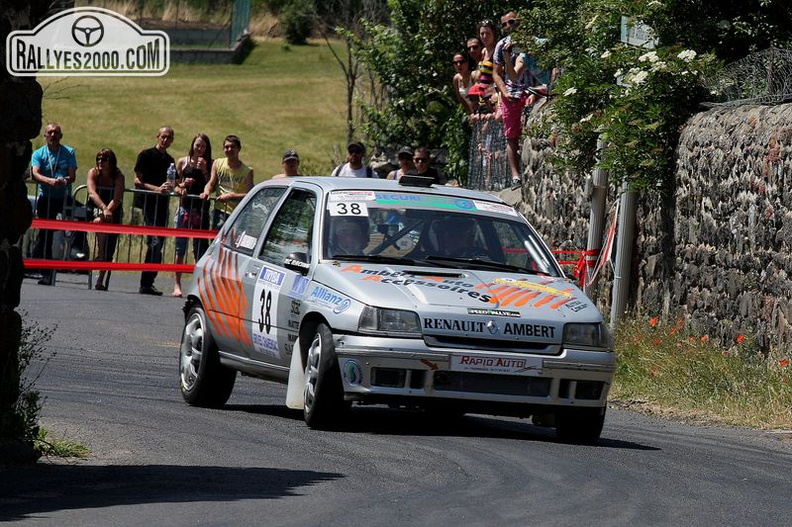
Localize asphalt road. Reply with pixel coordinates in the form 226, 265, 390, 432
2, 271, 792, 526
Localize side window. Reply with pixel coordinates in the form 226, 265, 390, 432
259, 189, 317, 265
222, 187, 286, 256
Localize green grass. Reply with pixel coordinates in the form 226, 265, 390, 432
35, 428, 89, 458
611, 317, 792, 430
37, 39, 348, 186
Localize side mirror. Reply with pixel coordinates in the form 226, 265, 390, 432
284, 252, 310, 275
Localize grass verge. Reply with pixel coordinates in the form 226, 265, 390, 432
611, 317, 792, 431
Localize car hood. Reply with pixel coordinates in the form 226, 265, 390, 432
314, 262, 600, 323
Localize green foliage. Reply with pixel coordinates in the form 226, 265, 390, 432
612, 317, 792, 429
351, 0, 504, 181
281, 0, 316, 45
519, 0, 792, 192
36, 428, 90, 458
0, 312, 53, 443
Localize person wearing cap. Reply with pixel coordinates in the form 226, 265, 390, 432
331, 141, 376, 178
272, 149, 302, 179
386, 146, 416, 180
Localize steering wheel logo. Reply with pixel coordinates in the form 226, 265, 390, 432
71, 15, 105, 47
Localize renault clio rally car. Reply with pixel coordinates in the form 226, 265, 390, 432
179, 175, 615, 443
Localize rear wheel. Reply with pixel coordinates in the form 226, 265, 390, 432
303, 323, 349, 428
179, 306, 236, 408
555, 407, 606, 445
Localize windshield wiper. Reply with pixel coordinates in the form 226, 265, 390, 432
424, 256, 546, 275
329, 254, 421, 265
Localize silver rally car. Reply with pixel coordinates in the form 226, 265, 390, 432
179, 175, 615, 443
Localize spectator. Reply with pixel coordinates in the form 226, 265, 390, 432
30, 122, 77, 286
452, 52, 475, 114
172, 133, 213, 298
478, 19, 498, 63
134, 125, 175, 296
386, 147, 416, 180
466, 37, 485, 68
331, 141, 376, 178
272, 149, 302, 179
86, 148, 124, 291
202, 134, 254, 230
413, 147, 447, 185
493, 10, 528, 187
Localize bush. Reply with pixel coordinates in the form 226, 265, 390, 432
281, 0, 315, 45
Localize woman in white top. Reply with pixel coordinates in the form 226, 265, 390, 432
452, 52, 475, 114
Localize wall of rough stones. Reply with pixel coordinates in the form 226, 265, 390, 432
514, 103, 792, 353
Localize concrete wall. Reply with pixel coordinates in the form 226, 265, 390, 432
515, 103, 792, 352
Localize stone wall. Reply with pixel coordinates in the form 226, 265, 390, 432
515, 103, 792, 352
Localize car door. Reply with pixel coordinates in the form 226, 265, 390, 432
246, 188, 318, 370
205, 186, 286, 360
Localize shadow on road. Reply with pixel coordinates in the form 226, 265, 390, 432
0, 464, 343, 522
224, 403, 659, 451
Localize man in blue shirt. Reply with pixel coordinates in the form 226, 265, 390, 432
30, 122, 77, 285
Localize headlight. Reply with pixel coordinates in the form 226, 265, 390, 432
563, 322, 612, 349
358, 306, 421, 336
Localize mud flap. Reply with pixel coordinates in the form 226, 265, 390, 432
285, 337, 305, 409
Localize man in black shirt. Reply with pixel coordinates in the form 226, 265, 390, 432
134, 126, 175, 295
413, 147, 447, 185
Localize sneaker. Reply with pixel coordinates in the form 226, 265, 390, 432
94, 284, 107, 291
139, 285, 163, 296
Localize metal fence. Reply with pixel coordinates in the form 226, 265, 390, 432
703, 47, 792, 107
466, 116, 510, 191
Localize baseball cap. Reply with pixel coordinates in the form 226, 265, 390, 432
282, 149, 299, 161
397, 146, 414, 158
347, 141, 366, 154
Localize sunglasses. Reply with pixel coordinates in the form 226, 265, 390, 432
502, 19, 518, 28
348, 149, 363, 155
467, 45, 480, 50
96, 157, 109, 162
452, 60, 466, 65
414, 157, 429, 163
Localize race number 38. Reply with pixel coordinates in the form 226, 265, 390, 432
330, 202, 368, 216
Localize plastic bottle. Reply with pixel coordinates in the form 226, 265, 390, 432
166, 162, 176, 189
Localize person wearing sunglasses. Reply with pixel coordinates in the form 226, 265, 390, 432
452, 52, 475, 114
331, 141, 376, 178
86, 148, 125, 291
466, 37, 484, 67
492, 11, 529, 187
413, 147, 447, 185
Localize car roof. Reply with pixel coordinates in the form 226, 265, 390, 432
256, 176, 509, 205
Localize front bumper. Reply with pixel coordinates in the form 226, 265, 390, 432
334, 334, 615, 413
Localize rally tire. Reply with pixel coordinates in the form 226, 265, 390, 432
555, 407, 606, 445
179, 306, 236, 408
303, 323, 349, 429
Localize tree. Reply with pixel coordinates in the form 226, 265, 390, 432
1, 0, 48, 463
315, 0, 389, 144
349, 0, 504, 181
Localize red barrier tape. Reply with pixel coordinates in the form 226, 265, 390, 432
30, 218, 218, 239
24, 259, 195, 272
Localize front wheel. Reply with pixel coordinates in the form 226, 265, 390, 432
555, 407, 606, 445
179, 305, 236, 408
303, 323, 349, 429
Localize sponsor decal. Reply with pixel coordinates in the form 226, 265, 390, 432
373, 193, 475, 211
473, 201, 519, 216
423, 318, 488, 333
252, 332, 280, 358
289, 276, 309, 299
235, 232, 257, 250
309, 285, 351, 312
451, 354, 543, 375
468, 307, 521, 317
503, 322, 556, 339
284, 257, 310, 270
491, 277, 574, 298
343, 360, 363, 386
329, 191, 376, 202
258, 266, 286, 287
7, 7, 169, 77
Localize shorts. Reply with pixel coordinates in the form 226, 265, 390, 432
500, 96, 525, 140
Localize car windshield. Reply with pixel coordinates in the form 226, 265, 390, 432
322, 190, 561, 276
